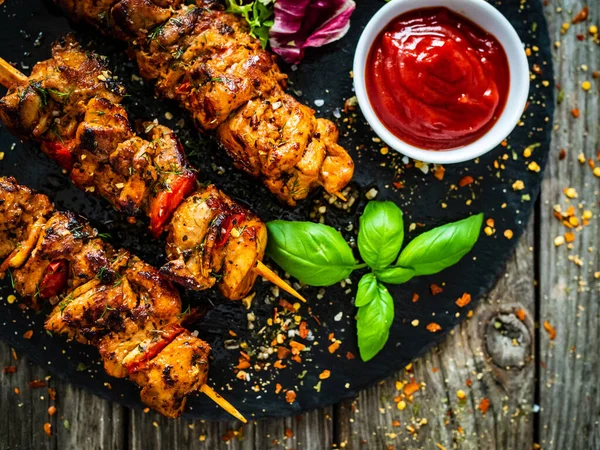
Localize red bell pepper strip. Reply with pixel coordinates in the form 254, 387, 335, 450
39, 260, 69, 299
124, 324, 185, 374
215, 212, 246, 247
41, 140, 74, 171
149, 171, 197, 238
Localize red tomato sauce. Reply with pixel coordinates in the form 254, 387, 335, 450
365, 7, 510, 150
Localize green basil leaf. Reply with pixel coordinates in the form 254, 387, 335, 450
397, 213, 484, 276
266, 220, 356, 286
357, 281, 394, 361
357, 201, 404, 269
355, 273, 378, 307
375, 266, 414, 285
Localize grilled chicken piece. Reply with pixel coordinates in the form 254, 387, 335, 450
53, 1, 354, 204
0, 35, 126, 167
161, 185, 267, 300
129, 331, 210, 418
0, 178, 212, 418
0, 177, 53, 261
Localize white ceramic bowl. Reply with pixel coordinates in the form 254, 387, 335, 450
353, 0, 530, 164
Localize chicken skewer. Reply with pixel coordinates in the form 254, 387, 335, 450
0, 38, 305, 303
0, 176, 246, 422
53, 0, 355, 206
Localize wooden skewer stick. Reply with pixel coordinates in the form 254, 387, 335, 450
254, 260, 306, 303
200, 384, 247, 423
333, 191, 347, 202
0, 57, 27, 88
0, 59, 309, 303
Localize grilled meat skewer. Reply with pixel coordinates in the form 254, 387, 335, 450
0, 37, 304, 302
0, 177, 245, 421
53, 0, 355, 206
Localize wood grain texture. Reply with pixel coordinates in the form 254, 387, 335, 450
538, 1, 600, 449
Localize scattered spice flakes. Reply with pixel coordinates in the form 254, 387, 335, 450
29, 379, 46, 388
504, 229, 514, 239
478, 398, 490, 414
430, 284, 443, 295
23, 330, 33, 339
47, 388, 57, 400
43, 423, 52, 437
285, 390, 296, 404
275, 383, 282, 394
48, 406, 57, 416
512, 180, 525, 191
319, 370, 331, 380
563, 187, 578, 198
3, 366, 17, 374
455, 293, 471, 308
426, 322, 442, 333
543, 321, 557, 340
571, 108, 580, 118
558, 148, 567, 160
515, 309, 526, 321
412, 293, 419, 303
528, 161, 541, 173
285, 428, 294, 439
433, 165, 445, 180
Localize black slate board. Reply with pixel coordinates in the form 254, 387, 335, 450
0, 0, 553, 420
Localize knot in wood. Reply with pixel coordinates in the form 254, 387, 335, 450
485, 313, 531, 369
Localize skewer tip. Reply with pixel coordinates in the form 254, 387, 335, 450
0, 57, 28, 89
201, 384, 247, 423
333, 191, 347, 202
254, 260, 307, 303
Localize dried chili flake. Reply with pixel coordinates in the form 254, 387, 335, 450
298, 321, 308, 339
328, 341, 340, 354
572, 6, 589, 23
29, 380, 46, 388
277, 346, 291, 359
48, 388, 57, 400
403, 381, 420, 396
346, 351, 355, 360
285, 390, 297, 404
559, 148, 567, 160
478, 398, 490, 414
319, 370, 331, 380
273, 360, 287, 369
433, 165, 445, 180
285, 428, 293, 438
3, 366, 16, 374
543, 321, 557, 340
455, 293, 471, 307
458, 175, 474, 187
412, 293, 419, 303
275, 383, 282, 394
48, 406, 57, 416
426, 322, 442, 333
515, 309, 526, 321
430, 284, 443, 295
43, 423, 52, 437
571, 108, 580, 118
23, 330, 33, 339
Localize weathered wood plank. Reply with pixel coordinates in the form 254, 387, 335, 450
334, 222, 536, 449
129, 405, 333, 450
0, 340, 126, 450
539, 1, 600, 449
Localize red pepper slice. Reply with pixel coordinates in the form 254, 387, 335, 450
41, 141, 74, 171
39, 260, 69, 299
215, 212, 247, 247
175, 81, 191, 96
149, 171, 197, 238
124, 324, 185, 374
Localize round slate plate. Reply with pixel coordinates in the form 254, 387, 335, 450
0, 0, 553, 420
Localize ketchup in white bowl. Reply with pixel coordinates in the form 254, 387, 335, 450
365, 7, 510, 151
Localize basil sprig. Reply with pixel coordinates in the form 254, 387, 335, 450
265, 203, 484, 362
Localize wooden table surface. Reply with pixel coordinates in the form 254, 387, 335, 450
1, 1, 598, 449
